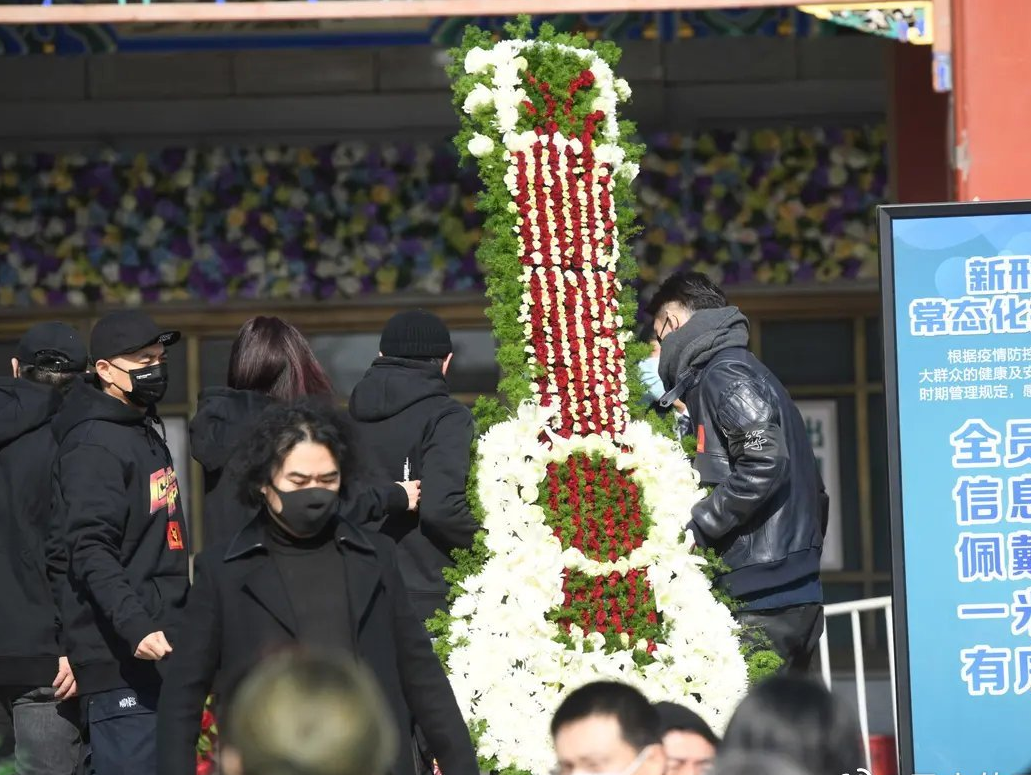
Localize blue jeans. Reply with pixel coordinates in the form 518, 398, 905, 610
0, 686, 82, 775
84, 688, 158, 775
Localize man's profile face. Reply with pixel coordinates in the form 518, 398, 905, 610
652, 302, 692, 344
553, 714, 664, 775
662, 730, 716, 775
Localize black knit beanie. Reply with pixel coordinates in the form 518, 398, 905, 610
380, 310, 453, 358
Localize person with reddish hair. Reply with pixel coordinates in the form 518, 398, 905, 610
190, 317, 419, 549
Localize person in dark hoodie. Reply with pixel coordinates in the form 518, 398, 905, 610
649, 272, 827, 671
191, 316, 419, 549
51, 310, 189, 775
0, 323, 86, 775
348, 310, 479, 626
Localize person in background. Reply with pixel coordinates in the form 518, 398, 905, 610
348, 310, 478, 626
551, 682, 667, 775
719, 675, 865, 775
219, 650, 396, 775
51, 310, 188, 775
649, 271, 828, 671
709, 752, 813, 775
654, 702, 719, 775
0, 323, 86, 775
190, 316, 335, 548
191, 315, 419, 549
156, 401, 479, 775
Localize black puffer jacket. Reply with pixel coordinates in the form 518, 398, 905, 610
0, 377, 64, 687
349, 358, 478, 622
659, 307, 827, 598
190, 387, 274, 548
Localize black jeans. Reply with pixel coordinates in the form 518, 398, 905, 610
736, 603, 825, 673
0, 686, 82, 775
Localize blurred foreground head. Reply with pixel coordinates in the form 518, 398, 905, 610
720, 675, 865, 775
222, 650, 397, 775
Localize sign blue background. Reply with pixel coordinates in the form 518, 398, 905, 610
892, 211, 1031, 775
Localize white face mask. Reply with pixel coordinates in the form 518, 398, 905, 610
557, 746, 654, 775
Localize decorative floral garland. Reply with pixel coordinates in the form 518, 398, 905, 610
431, 20, 750, 775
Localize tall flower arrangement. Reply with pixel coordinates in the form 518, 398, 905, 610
431, 20, 751, 775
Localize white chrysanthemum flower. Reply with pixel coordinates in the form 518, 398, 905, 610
462, 83, 495, 114
464, 46, 493, 74
468, 134, 495, 157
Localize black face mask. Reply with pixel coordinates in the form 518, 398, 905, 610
110, 362, 169, 407
271, 486, 338, 538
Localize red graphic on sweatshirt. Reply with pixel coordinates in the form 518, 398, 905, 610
166, 521, 185, 551
149, 467, 180, 516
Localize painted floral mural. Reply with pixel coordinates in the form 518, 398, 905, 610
0, 126, 886, 308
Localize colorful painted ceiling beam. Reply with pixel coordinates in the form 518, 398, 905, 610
799, 2, 934, 44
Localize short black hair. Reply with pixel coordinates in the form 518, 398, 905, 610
551, 682, 661, 751
646, 271, 727, 316
233, 399, 355, 508
654, 702, 719, 748
721, 676, 864, 775
17, 364, 80, 395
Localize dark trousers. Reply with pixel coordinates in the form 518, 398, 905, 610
736, 603, 825, 673
84, 688, 158, 775
0, 686, 82, 775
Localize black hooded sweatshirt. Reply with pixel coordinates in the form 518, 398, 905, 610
50, 378, 190, 695
0, 377, 65, 687
349, 357, 479, 622
189, 387, 274, 548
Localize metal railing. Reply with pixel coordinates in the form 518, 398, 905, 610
818, 595, 896, 769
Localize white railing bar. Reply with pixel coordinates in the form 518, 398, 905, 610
885, 602, 899, 749
819, 626, 833, 689
851, 609, 872, 769
823, 595, 893, 616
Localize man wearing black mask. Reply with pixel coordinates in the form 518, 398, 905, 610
0, 323, 86, 774
51, 310, 189, 775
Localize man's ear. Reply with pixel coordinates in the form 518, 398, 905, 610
94, 359, 113, 385
442, 352, 454, 376
11, 357, 19, 378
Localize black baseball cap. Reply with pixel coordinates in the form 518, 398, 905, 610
90, 310, 180, 363
15, 322, 88, 373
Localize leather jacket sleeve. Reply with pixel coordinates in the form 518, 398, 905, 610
689, 379, 790, 544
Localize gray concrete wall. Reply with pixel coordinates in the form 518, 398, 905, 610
0, 35, 890, 150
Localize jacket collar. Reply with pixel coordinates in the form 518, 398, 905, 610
224, 506, 376, 561
224, 507, 382, 638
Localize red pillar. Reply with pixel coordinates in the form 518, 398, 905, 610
888, 42, 950, 204
951, 0, 1031, 201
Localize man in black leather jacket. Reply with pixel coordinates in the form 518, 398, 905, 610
650, 272, 828, 671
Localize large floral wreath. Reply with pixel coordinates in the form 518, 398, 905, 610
427, 20, 767, 775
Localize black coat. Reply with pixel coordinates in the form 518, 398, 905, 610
349, 358, 478, 622
155, 508, 479, 775
0, 377, 64, 687
189, 387, 274, 548
51, 378, 190, 695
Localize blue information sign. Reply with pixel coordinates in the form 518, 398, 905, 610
881, 201, 1031, 775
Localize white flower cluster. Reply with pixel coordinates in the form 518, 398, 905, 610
446, 403, 749, 775
462, 40, 637, 181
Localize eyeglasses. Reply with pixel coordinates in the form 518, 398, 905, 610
655, 315, 680, 344
551, 745, 657, 775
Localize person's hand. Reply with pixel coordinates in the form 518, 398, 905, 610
397, 480, 421, 511
135, 631, 173, 661
52, 656, 77, 700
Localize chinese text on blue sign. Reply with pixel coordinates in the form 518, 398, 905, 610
888, 208, 1031, 775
